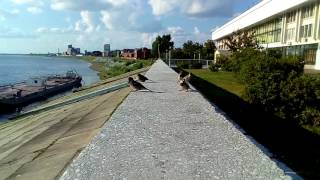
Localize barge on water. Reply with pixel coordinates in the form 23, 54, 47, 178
0, 71, 82, 113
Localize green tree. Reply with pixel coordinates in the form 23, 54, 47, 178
151, 34, 174, 58
203, 40, 216, 60
182, 40, 203, 59
225, 30, 260, 52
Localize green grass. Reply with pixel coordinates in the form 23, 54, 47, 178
187, 69, 245, 97
75, 56, 154, 80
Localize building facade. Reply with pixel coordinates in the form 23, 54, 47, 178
121, 48, 151, 60
212, 0, 320, 70
66, 45, 81, 56
104, 44, 111, 57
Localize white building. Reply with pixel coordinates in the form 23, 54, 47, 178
212, 0, 320, 70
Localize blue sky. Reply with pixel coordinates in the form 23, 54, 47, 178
0, 0, 260, 54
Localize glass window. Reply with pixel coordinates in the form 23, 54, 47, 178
302, 5, 314, 18
287, 11, 296, 23
300, 24, 313, 38
308, 24, 312, 37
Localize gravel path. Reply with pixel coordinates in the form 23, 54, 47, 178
60, 60, 299, 180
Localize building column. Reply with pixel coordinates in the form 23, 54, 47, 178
295, 9, 302, 42
281, 15, 287, 44
314, 2, 319, 40
316, 43, 320, 70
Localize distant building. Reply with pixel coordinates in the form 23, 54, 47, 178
135, 48, 151, 59
92, 51, 103, 56
103, 44, 111, 57
121, 49, 135, 59
110, 50, 121, 57
66, 45, 81, 56
121, 48, 151, 60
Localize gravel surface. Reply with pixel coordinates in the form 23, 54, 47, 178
60, 60, 299, 180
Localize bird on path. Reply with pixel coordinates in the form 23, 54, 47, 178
177, 71, 191, 83
179, 79, 190, 92
183, 72, 192, 82
128, 77, 152, 91
137, 73, 149, 82
177, 71, 185, 83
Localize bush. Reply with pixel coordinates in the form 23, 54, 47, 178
107, 64, 129, 77
236, 48, 319, 126
216, 54, 233, 71
176, 61, 189, 69
129, 62, 144, 70
300, 107, 320, 126
209, 63, 221, 72
190, 62, 203, 69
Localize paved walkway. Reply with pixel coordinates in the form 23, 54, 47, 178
61, 60, 298, 180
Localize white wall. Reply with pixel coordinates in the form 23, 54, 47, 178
212, 0, 309, 40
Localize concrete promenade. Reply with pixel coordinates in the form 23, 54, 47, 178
61, 60, 296, 179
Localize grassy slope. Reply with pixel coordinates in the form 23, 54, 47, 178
187, 69, 244, 97
187, 68, 320, 179
76, 57, 154, 80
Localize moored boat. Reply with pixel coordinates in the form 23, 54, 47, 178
0, 70, 82, 113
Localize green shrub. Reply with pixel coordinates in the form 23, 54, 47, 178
300, 107, 320, 127
176, 61, 189, 69
216, 54, 233, 71
130, 62, 144, 70
107, 64, 129, 77
235, 48, 319, 126
209, 63, 221, 72
190, 62, 203, 69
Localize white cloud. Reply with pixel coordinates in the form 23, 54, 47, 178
148, 0, 180, 16
51, 0, 109, 11
75, 11, 95, 33
0, 26, 37, 38
27, 7, 42, 14
141, 32, 158, 47
194, 26, 200, 35
105, 0, 127, 7
148, 0, 233, 17
11, 0, 44, 6
11, 9, 20, 14
11, 0, 34, 4
100, 11, 113, 30
0, 9, 20, 21
36, 26, 74, 34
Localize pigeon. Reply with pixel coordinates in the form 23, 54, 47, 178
183, 72, 191, 82
128, 77, 152, 91
179, 79, 190, 92
137, 73, 149, 82
177, 71, 185, 83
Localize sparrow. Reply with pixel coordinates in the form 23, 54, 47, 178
128, 77, 152, 91
177, 71, 185, 83
183, 73, 192, 82
137, 73, 149, 82
179, 79, 190, 92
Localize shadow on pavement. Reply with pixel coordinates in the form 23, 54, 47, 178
189, 73, 320, 180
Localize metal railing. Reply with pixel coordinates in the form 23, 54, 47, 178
163, 59, 214, 68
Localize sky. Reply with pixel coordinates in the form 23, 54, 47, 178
0, 0, 261, 54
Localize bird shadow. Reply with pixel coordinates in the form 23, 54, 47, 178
135, 90, 165, 93
144, 81, 158, 83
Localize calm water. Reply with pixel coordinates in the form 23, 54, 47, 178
0, 55, 99, 86
0, 55, 100, 120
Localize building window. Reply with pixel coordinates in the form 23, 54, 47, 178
253, 18, 282, 43
286, 11, 296, 23
286, 28, 295, 40
300, 24, 313, 38
302, 5, 314, 18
